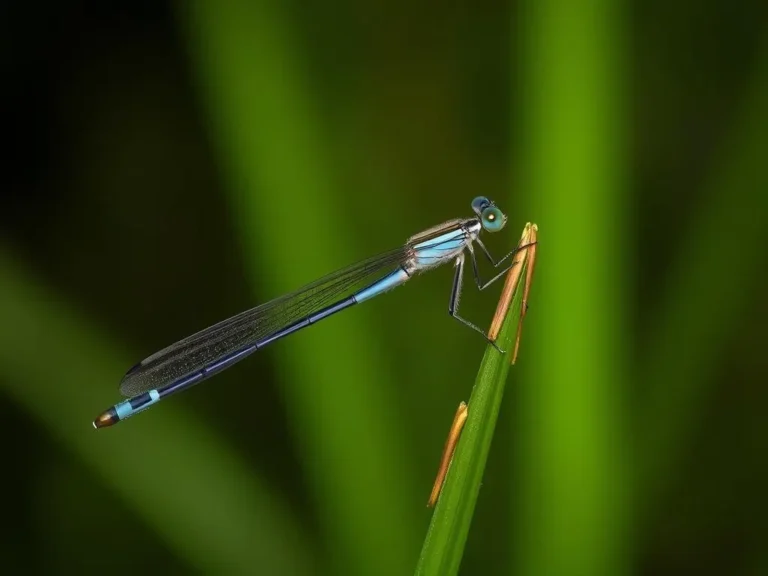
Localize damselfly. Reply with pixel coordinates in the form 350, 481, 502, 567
93, 197, 523, 428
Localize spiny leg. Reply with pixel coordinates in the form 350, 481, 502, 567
466, 242, 519, 290
475, 237, 533, 269
448, 253, 504, 352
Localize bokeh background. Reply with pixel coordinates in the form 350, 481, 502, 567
2, 1, 767, 574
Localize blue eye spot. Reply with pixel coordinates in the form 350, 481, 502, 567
471, 196, 491, 215
481, 206, 506, 232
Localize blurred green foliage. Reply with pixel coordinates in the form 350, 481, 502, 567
2, 0, 767, 574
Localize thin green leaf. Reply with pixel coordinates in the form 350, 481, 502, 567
415, 240, 531, 576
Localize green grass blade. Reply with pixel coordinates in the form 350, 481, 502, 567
638, 34, 768, 517
0, 247, 314, 575
415, 242, 531, 576
513, 0, 631, 575
178, 2, 418, 574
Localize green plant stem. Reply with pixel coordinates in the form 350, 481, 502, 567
415, 254, 528, 576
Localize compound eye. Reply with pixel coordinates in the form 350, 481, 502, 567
481, 205, 506, 232
471, 196, 491, 215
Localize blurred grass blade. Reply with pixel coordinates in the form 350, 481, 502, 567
178, 2, 418, 573
638, 33, 768, 515
415, 227, 535, 576
513, 0, 630, 574
0, 247, 314, 575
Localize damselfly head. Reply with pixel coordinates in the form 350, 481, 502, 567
471, 197, 507, 233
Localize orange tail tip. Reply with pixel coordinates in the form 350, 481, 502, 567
93, 408, 118, 429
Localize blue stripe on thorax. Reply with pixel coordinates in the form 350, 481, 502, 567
411, 228, 468, 269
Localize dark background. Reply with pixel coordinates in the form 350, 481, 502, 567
2, 1, 767, 574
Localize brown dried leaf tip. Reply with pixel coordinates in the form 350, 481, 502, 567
487, 222, 538, 365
